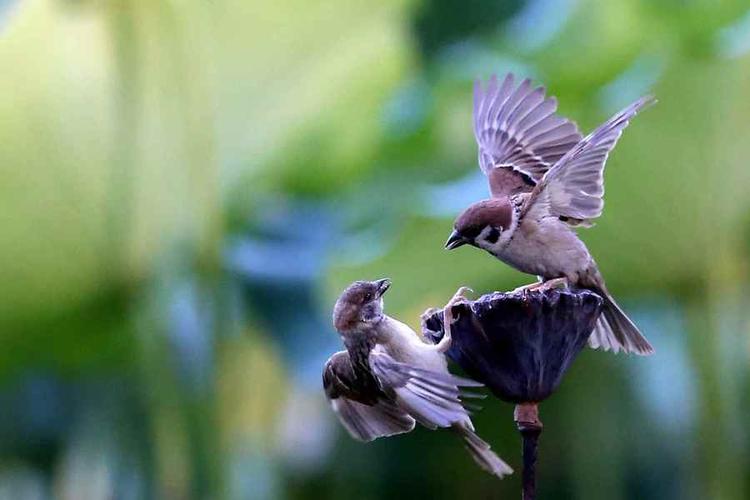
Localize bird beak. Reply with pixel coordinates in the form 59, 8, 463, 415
375, 278, 391, 297
444, 230, 467, 250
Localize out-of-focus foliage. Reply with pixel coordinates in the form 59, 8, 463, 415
0, 0, 749, 498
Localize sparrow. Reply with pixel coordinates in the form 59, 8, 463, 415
323, 279, 512, 478
444, 74, 655, 355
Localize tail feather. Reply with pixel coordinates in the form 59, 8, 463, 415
456, 424, 513, 479
589, 293, 653, 355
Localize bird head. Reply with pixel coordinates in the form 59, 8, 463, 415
333, 278, 391, 332
446, 198, 514, 252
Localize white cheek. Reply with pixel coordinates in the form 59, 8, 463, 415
476, 226, 503, 252
476, 225, 518, 254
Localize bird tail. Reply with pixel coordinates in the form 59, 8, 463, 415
455, 423, 513, 478
588, 291, 654, 355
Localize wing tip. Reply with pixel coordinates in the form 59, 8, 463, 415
635, 94, 658, 112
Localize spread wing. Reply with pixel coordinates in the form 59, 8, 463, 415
323, 351, 415, 442
474, 73, 583, 197
523, 95, 656, 222
368, 349, 481, 429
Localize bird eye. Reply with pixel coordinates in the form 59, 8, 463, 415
363, 293, 372, 302
486, 227, 501, 244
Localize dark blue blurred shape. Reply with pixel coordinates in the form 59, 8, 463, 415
225, 198, 397, 388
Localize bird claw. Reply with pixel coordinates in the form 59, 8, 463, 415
513, 278, 568, 294
432, 286, 473, 354
447, 286, 473, 309
538, 277, 569, 291
444, 286, 472, 328
512, 281, 542, 294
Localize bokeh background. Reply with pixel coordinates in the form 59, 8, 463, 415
1, 0, 750, 498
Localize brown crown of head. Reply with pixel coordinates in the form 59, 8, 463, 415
332, 279, 390, 332
454, 198, 513, 237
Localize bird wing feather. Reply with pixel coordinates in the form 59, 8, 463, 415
368, 350, 481, 430
523, 95, 656, 222
323, 351, 415, 442
474, 73, 582, 197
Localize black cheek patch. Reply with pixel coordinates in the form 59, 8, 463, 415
486, 227, 500, 244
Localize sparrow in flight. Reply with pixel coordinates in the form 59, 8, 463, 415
323, 279, 512, 478
444, 74, 655, 355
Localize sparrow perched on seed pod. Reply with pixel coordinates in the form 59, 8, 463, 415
323, 279, 512, 478
444, 74, 655, 355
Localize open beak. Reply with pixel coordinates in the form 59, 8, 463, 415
375, 278, 391, 297
444, 230, 467, 250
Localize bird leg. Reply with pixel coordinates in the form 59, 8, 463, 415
538, 277, 569, 291
512, 281, 544, 294
432, 286, 473, 353
512, 277, 569, 294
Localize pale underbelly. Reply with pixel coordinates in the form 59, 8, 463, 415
379, 320, 447, 372
493, 228, 592, 280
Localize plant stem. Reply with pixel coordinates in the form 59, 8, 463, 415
515, 403, 543, 500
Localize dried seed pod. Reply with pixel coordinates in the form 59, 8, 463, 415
422, 288, 603, 403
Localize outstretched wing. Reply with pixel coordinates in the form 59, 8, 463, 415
523, 95, 655, 222
369, 349, 481, 429
323, 351, 415, 442
474, 73, 582, 197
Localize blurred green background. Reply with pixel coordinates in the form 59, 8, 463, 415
1, 0, 749, 498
